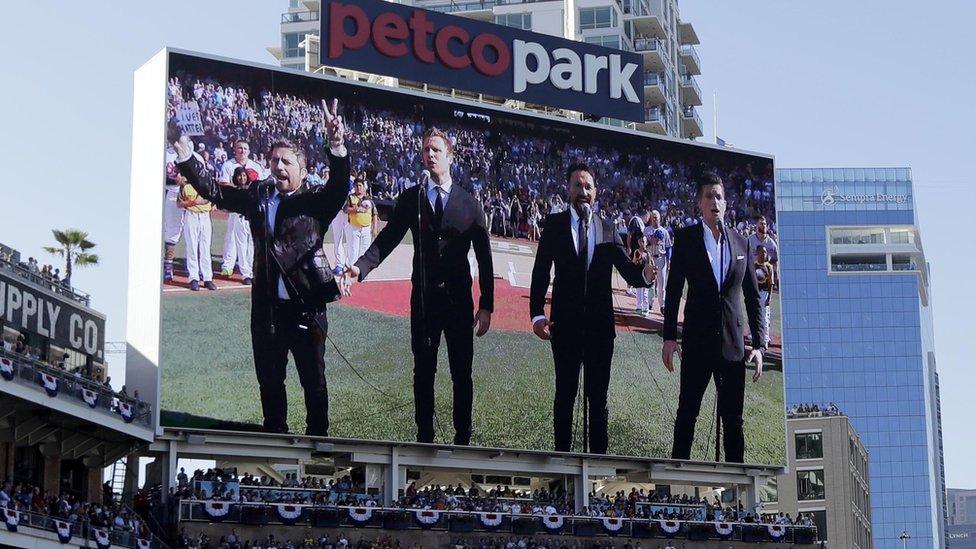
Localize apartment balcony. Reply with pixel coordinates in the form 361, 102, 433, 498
633, 37, 667, 71
422, 0, 497, 21
642, 105, 666, 135
643, 72, 666, 105
281, 11, 319, 24
681, 106, 704, 138
680, 45, 701, 74
679, 73, 702, 106
678, 19, 699, 45
625, 0, 666, 40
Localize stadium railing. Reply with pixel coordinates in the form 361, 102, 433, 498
2, 506, 170, 549
0, 348, 152, 427
0, 256, 92, 307
176, 500, 818, 544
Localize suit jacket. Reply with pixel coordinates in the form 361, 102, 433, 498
662, 222, 766, 361
177, 151, 350, 315
529, 209, 649, 340
354, 183, 494, 313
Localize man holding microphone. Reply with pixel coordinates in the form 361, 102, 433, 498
662, 173, 766, 463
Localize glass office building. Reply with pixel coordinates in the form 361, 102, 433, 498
776, 168, 947, 548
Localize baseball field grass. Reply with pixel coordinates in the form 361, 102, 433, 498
160, 290, 786, 464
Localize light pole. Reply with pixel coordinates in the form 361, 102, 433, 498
899, 531, 911, 549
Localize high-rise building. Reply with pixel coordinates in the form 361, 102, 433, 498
762, 408, 872, 548
270, 0, 703, 139
775, 168, 947, 548
950, 488, 976, 526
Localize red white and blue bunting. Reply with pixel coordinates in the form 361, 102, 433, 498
137, 538, 152, 549
413, 509, 441, 528
4, 508, 19, 532
768, 524, 786, 540
40, 373, 59, 396
118, 402, 134, 423
348, 507, 373, 524
658, 520, 681, 537
202, 501, 231, 521
714, 522, 733, 539
601, 517, 625, 535
93, 527, 112, 548
81, 387, 99, 408
478, 512, 503, 530
276, 504, 303, 525
55, 520, 73, 543
540, 514, 565, 532
0, 357, 15, 381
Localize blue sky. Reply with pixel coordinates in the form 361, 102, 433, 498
0, 1, 973, 487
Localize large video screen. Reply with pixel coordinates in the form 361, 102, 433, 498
156, 52, 784, 464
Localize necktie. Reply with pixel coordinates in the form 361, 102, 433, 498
579, 216, 588, 272
434, 188, 444, 228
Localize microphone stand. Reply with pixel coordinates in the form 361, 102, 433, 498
714, 218, 725, 463
580, 205, 591, 454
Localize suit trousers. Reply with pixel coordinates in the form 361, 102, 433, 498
671, 349, 746, 462
251, 301, 329, 436
551, 332, 614, 454
410, 285, 474, 445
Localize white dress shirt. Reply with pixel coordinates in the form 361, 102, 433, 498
701, 220, 732, 288
569, 205, 595, 268
427, 178, 452, 210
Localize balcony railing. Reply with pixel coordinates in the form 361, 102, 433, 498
176, 501, 818, 543
0, 256, 91, 306
633, 37, 664, 53
680, 73, 701, 98
680, 45, 701, 68
0, 348, 152, 428
2, 507, 168, 549
644, 106, 664, 123
643, 72, 661, 86
281, 11, 319, 23
682, 106, 702, 123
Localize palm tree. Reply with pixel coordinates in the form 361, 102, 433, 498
43, 229, 99, 286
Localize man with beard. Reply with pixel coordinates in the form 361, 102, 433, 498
172, 99, 350, 436
529, 163, 656, 454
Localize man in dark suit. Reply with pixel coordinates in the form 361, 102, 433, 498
342, 128, 493, 445
662, 173, 767, 463
529, 163, 656, 454
173, 99, 349, 436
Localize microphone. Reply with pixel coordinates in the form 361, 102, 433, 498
715, 216, 726, 236
580, 203, 592, 228
419, 170, 431, 188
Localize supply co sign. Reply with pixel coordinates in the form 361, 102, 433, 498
321, 0, 645, 121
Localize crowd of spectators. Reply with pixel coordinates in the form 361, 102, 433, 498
786, 403, 841, 418
174, 468, 371, 507
0, 331, 137, 408
166, 73, 777, 248
0, 248, 89, 305
0, 479, 151, 538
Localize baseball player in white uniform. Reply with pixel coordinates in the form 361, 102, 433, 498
218, 140, 265, 284
343, 178, 377, 265
644, 210, 671, 314
179, 178, 216, 291
163, 156, 185, 283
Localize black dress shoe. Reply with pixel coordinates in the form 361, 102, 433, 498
242, 277, 253, 285
189, 279, 200, 291
204, 281, 218, 290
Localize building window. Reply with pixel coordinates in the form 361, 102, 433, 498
797, 469, 826, 500
495, 12, 532, 30
830, 228, 884, 245
811, 510, 828, 541
826, 226, 921, 274
584, 34, 621, 49
795, 432, 823, 459
760, 477, 778, 503
579, 7, 616, 30
282, 32, 306, 59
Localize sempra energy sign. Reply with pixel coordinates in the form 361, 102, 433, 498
321, 0, 645, 121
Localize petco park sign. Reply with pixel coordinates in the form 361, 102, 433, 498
322, 0, 645, 121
